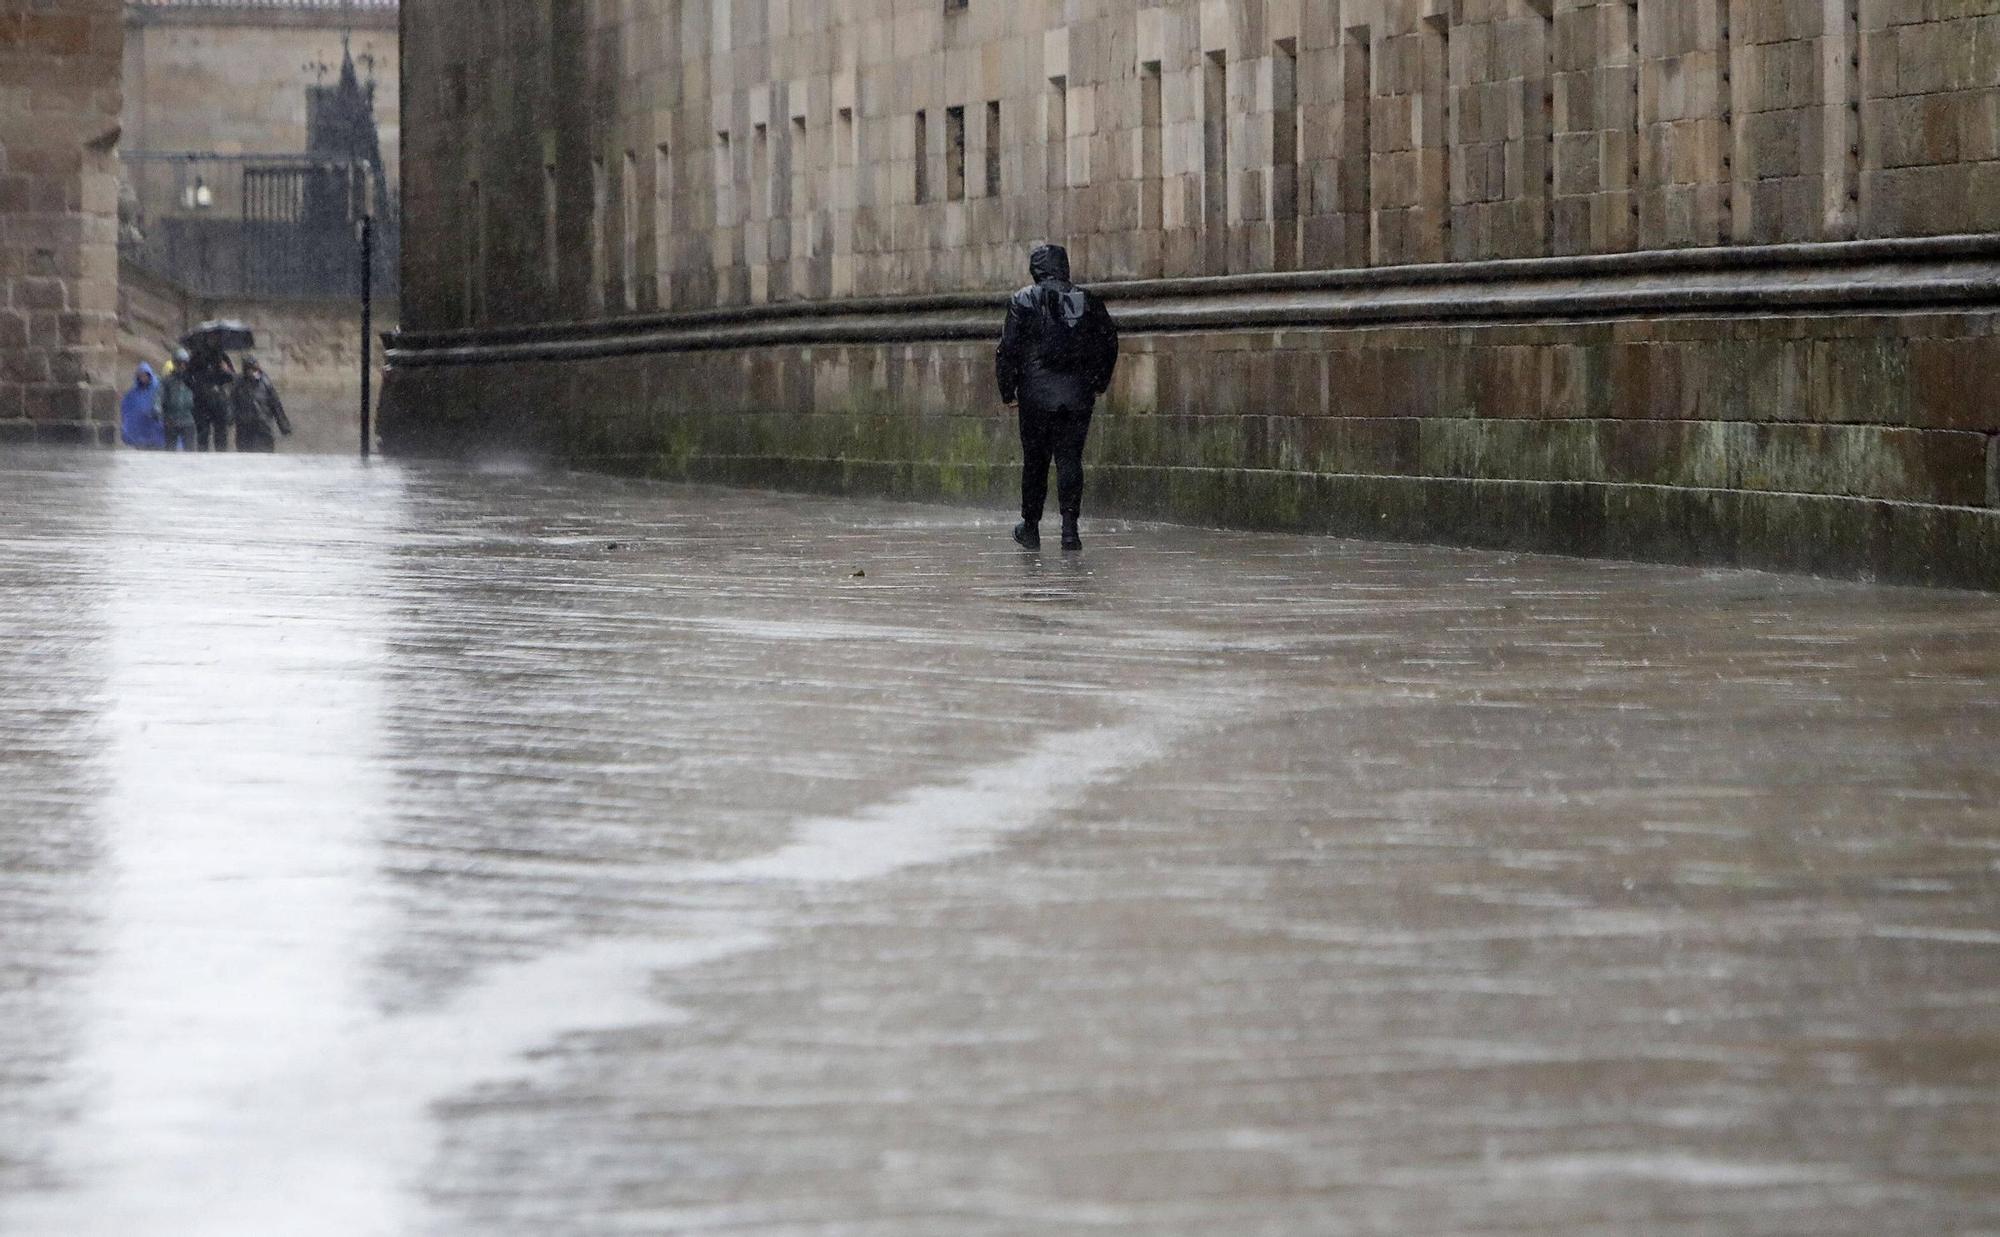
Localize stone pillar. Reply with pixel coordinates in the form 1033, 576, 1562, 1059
0, 0, 124, 445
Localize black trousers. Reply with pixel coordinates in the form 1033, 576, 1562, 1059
235, 424, 276, 453
1018, 402, 1092, 523
194, 410, 228, 452
162, 423, 195, 452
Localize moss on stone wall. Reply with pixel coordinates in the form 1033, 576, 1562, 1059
382, 307, 2000, 589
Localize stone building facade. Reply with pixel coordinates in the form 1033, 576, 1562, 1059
1, 0, 125, 443
386, 0, 2000, 587
121, 0, 400, 205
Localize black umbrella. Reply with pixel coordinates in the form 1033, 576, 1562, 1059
181, 320, 256, 352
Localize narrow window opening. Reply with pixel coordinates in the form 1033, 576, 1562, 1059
1141, 61, 1162, 267
1717, 0, 1734, 244
792, 114, 810, 258
713, 130, 733, 229
590, 156, 607, 314
752, 122, 769, 221
1627, 0, 1641, 240
654, 141, 673, 306
1273, 39, 1298, 270
1202, 52, 1228, 274
1345, 27, 1373, 265
946, 105, 966, 201
1541, 7, 1557, 254
1046, 77, 1067, 191
751, 122, 771, 300
835, 107, 855, 297
915, 110, 929, 203
542, 156, 558, 295
621, 149, 638, 311
837, 108, 856, 214
985, 100, 1002, 196
1837, 0, 1863, 236
465, 179, 483, 326
1422, 14, 1452, 262
764, 115, 792, 296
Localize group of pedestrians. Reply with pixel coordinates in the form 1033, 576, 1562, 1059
121, 348, 292, 453
117, 245, 1107, 534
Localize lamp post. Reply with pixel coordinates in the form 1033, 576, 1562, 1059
360, 211, 373, 460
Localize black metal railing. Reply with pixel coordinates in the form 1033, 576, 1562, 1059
121, 152, 398, 301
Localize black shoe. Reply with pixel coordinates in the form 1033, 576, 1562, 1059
1060, 519, 1082, 552
1012, 520, 1041, 550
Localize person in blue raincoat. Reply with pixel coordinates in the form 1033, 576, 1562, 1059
119, 363, 167, 450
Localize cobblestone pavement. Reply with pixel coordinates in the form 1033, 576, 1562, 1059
1, 447, 1997, 1236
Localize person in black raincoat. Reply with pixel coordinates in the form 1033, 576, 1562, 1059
229, 356, 292, 453
994, 242, 1119, 551
186, 346, 235, 451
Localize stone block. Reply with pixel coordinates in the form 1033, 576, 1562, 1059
15, 276, 68, 312
22, 14, 92, 58
1731, 422, 1988, 505
46, 347, 90, 386
23, 383, 87, 422
1908, 337, 2000, 432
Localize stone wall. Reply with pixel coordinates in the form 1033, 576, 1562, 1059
386, 0, 2000, 588
116, 248, 190, 371
384, 238, 2000, 588
401, 0, 2000, 329
1, 0, 124, 444
119, 255, 394, 453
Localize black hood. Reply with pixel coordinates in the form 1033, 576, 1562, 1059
1029, 243, 1071, 284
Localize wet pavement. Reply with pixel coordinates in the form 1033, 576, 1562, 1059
0, 445, 1996, 1235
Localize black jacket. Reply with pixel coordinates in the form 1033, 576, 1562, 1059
230, 372, 291, 437
995, 244, 1119, 412
187, 349, 235, 416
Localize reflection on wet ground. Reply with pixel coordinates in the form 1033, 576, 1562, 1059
0, 446, 1996, 1235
